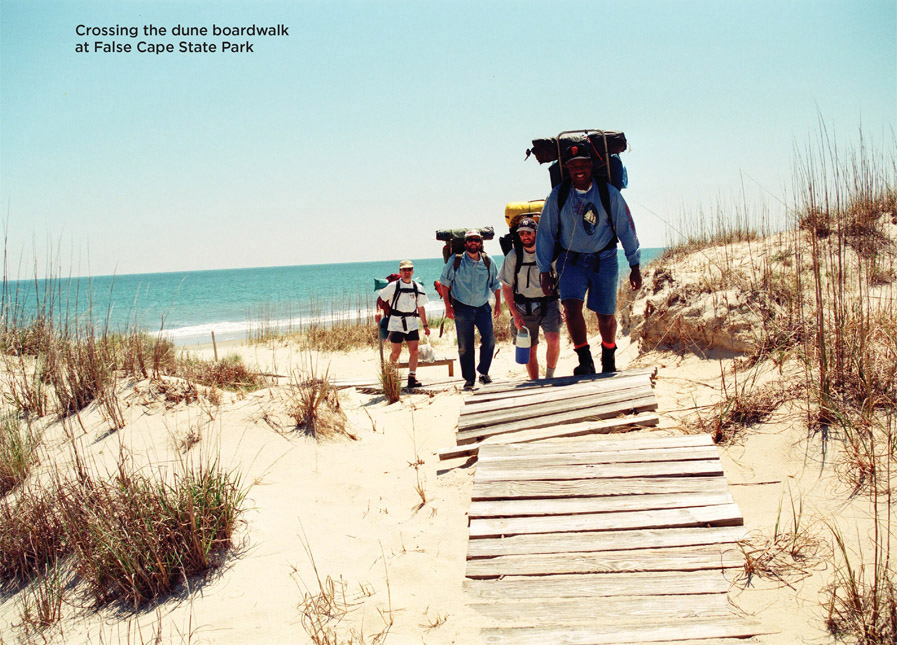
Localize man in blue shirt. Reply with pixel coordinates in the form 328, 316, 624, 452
535, 140, 642, 374
440, 229, 502, 390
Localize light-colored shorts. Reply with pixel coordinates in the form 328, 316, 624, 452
556, 248, 619, 315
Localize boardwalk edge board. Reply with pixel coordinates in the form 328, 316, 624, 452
438, 414, 660, 461
456, 397, 660, 445
457, 384, 656, 431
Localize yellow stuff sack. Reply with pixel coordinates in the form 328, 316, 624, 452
504, 200, 544, 228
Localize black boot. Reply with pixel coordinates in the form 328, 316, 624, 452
573, 345, 596, 375
601, 344, 617, 373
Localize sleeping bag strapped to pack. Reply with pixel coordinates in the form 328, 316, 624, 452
435, 226, 495, 262
499, 201, 543, 256
526, 129, 629, 191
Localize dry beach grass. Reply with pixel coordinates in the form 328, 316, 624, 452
0, 129, 895, 643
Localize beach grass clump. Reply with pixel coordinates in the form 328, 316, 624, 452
1, 457, 247, 608
379, 362, 401, 405
176, 353, 264, 391
690, 377, 793, 444
56, 458, 246, 607
300, 319, 378, 352
44, 332, 119, 420
0, 315, 57, 358
16, 562, 65, 634
287, 369, 352, 439
825, 520, 897, 644
0, 413, 40, 495
660, 199, 765, 264
0, 487, 66, 587
1, 352, 50, 418
113, 331, 177, 379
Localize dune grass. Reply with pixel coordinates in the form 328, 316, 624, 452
286, 363, 353, 439
658, 126, 896, 641
0, 413, 40, 495
0, 454, 247, 609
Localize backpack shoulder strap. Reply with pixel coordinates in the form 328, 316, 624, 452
389, 281, 403, 312
556, 180, 572, 244
558, 180, 572, 211
512, 244, 524, 294
483, 253, 491, 271
597, 181, 618, 245
453, 253, 463, 271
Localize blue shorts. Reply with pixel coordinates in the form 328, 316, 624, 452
556, 249, 619, 315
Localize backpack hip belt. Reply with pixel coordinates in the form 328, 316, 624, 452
558, 242, 617, 274
513, 293, 558, 315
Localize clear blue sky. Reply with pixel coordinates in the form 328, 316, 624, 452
1, 0, 894, 278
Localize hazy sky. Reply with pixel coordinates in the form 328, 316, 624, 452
1, 1, 894, 278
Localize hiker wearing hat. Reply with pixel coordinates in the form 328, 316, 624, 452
377, 259, 429, 389
499, 217, 561, 380
535, 140, 642, 374
439, 229, 502, 390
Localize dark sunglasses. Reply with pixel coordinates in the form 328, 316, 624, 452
466, 238, 482, 242
400, 267, 413, 271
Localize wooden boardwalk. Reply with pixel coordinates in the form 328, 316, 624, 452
445, 371, 770, 643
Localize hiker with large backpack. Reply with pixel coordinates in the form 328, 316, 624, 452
535, 139, 642, 374
499, 216, 561, 380
439, 229, 502, 390
376, 259, 430, 389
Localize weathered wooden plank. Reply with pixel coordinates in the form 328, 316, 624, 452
480, 618, 769, 644
469, 491, 735, 519
458, 384, 655, 431
456, 396, 659, 445
473, 458, 724, 483
467, 368, 657, 399
475, 446, 721, 470
471, 475, 730, 501
466, 525, 748, 559
478, 432, 713, 458
468, 593, 732, 626
439, 414, 659, 461
460, 374, 651, 417
468, 503, 744, 538
463, 570, 731, 599
466, 544, 743, 578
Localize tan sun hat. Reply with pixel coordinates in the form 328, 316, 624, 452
399, 259, 414, 269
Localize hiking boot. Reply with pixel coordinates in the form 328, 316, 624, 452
407, 376, 423, 389
601, 345, 617, 373
463, 380, 476, 391
478, 374, 492, 385
573, 345, 596, 375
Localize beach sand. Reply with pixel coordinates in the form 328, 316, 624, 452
1, 263, 890, 644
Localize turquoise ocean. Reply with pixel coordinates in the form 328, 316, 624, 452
4, 249, 662, 346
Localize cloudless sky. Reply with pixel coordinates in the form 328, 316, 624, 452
1, 0, 894, 278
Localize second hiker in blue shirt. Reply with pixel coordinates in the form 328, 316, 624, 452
440, 229, 502, 390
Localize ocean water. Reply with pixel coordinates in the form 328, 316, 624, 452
3, 249, 662, 346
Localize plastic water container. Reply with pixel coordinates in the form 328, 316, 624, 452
515, 327, 531, 364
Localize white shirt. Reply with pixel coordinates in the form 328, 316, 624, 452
378, 279, 428, 332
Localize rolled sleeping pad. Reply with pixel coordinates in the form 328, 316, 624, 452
504, 200, 544, 228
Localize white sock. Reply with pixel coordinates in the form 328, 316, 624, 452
545, 367, 556, 379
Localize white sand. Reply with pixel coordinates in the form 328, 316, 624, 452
0, 310, 888, 644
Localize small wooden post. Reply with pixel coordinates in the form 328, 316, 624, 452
211, 331, 219, 362
378, 326, 385, 367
